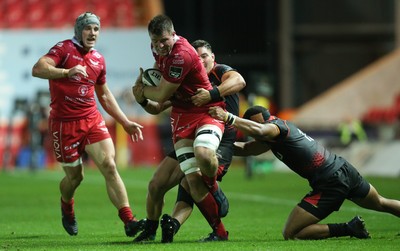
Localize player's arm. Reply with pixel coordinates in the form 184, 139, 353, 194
32, 56, 68, 79
143, 78, 179, 103
209, 106, 280, 141
217, 70, 246, 97
132, 67, 172, 114
96, 83, 143, 140
233, 140, 271, 156
139, 99, 172, 115
32, 55, 87, 80
96, 83, 131, 125
192, 70, 246, 107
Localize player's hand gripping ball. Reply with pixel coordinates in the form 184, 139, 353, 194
142, 68, 162, 86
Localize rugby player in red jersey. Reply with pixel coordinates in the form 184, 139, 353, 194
32, 12, 144, 237
132, 39, 245, 242
132, 15, 230, 242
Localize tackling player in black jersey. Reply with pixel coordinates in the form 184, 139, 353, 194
209, 105, 400, 240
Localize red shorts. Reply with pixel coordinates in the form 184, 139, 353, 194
170, 110, 225, 144
49, 112, 111, 163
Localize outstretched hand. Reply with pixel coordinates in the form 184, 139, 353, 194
123, 121, 144, 142
209, 106, 227, 122
192, 88, 211, 107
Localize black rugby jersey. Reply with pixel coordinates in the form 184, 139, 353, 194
209, 63, 239, 116
265, 117, 344, 183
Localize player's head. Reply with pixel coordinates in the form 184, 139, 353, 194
243, 106, 271, 123
148, 14, 176, 56
192, 40, 215, 73
74, 12, 101, 47
148, 14, 174, 36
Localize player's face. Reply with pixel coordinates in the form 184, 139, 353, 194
81, 24, 99, 50
150, 30, 176, 56
196, 47, 215, 73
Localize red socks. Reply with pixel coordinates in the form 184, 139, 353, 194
118, 206, 135, 224
61, 198, 75, 222
202, 175, 217, 193
196, 192, 227, 237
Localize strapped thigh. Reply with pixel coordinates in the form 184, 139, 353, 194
175, 146, 199, 175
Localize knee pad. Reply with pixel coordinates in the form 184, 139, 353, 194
176, 184, 194, 208
176, 146, 199, 175
193, 125, 222, 151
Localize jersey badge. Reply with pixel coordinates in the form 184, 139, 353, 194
169, 66, 183, 79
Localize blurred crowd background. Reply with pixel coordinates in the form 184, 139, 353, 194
1, 0, 399, 176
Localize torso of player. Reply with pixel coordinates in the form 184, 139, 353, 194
153, 36, 224, 112
265, 118, 343, 181
209, 63, 239, 116
46, 39, 106, 120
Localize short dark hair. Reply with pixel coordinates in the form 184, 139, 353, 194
243, 106, 271, 122
191, 39, 212, 51
148, 14, 174, 36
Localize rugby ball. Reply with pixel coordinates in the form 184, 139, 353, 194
142, 68, 162, 86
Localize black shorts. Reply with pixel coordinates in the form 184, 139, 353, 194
167, 127, 236, 181
298, 160, 370, 220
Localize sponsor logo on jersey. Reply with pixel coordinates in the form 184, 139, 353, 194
172, 58, 184, 64
78, 85, 89, 96
92, 51, 102, 59
169, 66, 183, 78
73, 55, 83, 61
89, 58, 99, 66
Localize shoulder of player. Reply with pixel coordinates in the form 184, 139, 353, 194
214, 63, 235, 72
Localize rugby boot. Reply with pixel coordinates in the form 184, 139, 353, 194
133, 219, 157, 242
61, 207, 78, 236
160, 214, 180, 243
125, 219, 144, 237
347, 216, 370, 239
199, 231, 229, 242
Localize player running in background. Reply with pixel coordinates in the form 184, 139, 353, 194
31, 12, 143, 237
132, 39, 245, 242
131, 15, 231, 242
209, 105, 400, 240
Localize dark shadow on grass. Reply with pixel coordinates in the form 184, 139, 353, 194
0, 234, 42, 240
105, 238, 260, 246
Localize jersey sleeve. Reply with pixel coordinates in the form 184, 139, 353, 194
94, 51, 106, 85
214, 64, 235, 79
270, 119, 289, 140
45, 41, 67, 66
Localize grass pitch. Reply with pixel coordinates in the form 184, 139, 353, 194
0, 165, 399, 250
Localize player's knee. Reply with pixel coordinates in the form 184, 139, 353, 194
148, 177, 166, 199
193, 125, 221, 168
195, 147, 214, 166
282, 226, 296, 240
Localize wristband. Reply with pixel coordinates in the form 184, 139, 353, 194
224, 112, 229, 123
62, 69, 68, 77
225, 112, 237, 126
209, 86, 221, 101
138, 99, 149, 107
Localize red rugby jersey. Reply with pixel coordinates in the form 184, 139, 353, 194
152, 35, 225, 112
44, 39, 106, 120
